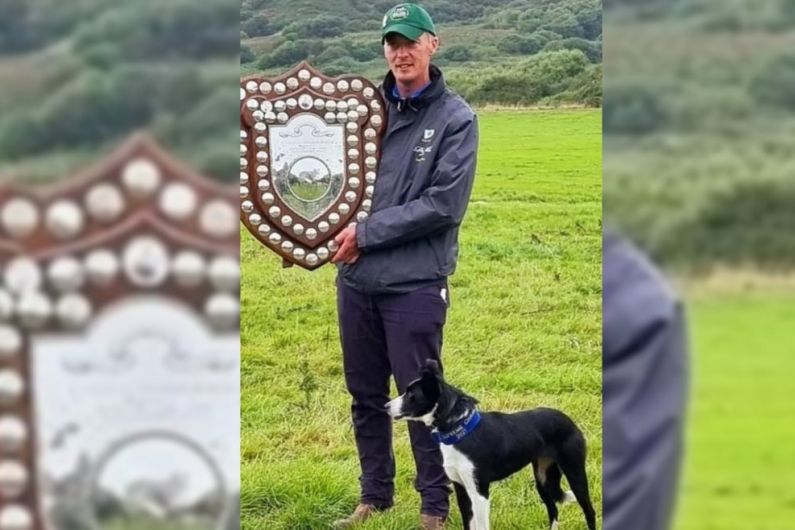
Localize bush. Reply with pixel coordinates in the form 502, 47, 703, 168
468, 73, 544, 105
570, 64, 602, 107
282, 16, 346, 40
575, 2, 602, 40
543, 37, 601, 63
541, 7, 583, 38
241, 45, 255, 64
0, 64, 212, 159
749, 54, 795, 111
323, 57, 362, 77
258, 40, 320, 69
315, 45, 351, 65
497, 34, 544, 56
74, 0, 239, 61
241, 13, 272, 37
516, 7, 545, 33
439, 45, 473, 62
347, 40, 383, 62
531, 29, 564, 45
517, 49, 589, 87
187, 129, 240, 181
0, 0, 41, 53
0, 113, 46, 160
449, 50, 595, 106
603, 83, 667, 134
660, 179, 795, 269
35, 69, 153, 152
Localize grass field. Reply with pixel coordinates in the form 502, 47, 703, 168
674, 288, 795, 530
240, 109, 602, 529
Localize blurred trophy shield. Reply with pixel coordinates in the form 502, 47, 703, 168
0, 135, 240, 530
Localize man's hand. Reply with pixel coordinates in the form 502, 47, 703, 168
331, 223, 361, 264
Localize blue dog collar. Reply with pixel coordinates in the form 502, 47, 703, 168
431, 409, 481, 445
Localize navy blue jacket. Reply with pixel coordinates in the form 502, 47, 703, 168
603, 229, 689, 530
338, 65, 478, 294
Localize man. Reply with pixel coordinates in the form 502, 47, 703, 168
330, 3, 478, 529
602, 229, 689, 530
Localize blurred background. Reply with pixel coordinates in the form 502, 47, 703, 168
0, 0, 239, 185
1, 1, 240, 530
604, 0, 795, 528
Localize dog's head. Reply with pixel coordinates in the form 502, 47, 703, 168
386, 359, 478, 428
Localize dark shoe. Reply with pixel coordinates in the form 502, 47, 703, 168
332, 504, 384, 528
420, 514, 446, 530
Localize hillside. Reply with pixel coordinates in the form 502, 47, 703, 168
603, 0, 795, 269
0, 0, 602, 184
0, 0, 238, 184
241, 0, 603, 106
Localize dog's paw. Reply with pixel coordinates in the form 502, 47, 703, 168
561, 490, 576, 505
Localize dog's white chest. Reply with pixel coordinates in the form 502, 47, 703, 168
440, 444, 476, 485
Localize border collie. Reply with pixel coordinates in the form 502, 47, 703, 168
386, 360, 596, 530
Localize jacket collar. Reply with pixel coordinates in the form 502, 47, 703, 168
382, 64, 446, 113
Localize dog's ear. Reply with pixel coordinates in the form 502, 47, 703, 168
418, 361, 441, 400
421, 359, 441, 377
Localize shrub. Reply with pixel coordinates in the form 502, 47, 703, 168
749, 54, 795, 111
241, 45, 255, 64
603, 83, 667, 134
439, 45, 473, 62
661, 179, 795, 269
497, 34, 544, 56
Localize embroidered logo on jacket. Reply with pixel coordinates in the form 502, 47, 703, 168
413, 129, 436, 162
413, 145, 432, 162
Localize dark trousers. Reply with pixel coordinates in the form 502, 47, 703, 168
337, 281, 450, 518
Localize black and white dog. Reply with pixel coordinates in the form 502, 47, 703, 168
386, 360, 596, 530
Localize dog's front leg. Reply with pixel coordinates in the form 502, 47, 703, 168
471, 493, 490, 530
452, 482, 473, 530
461, 481, 489, 530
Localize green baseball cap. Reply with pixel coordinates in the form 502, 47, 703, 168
381, 3, 436, 42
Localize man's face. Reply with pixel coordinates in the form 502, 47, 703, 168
384, 33, 439, 87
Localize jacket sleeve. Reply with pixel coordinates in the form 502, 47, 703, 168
603, 232, 689, 530
355, 114, 478, 252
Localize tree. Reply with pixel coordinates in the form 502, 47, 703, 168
241, 13, 273, 37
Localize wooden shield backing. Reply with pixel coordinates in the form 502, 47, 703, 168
239, 62, 387, 270
0, 134, 239, 530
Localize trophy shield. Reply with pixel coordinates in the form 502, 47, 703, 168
239, 62, 386, 270
0, 135, 240, 530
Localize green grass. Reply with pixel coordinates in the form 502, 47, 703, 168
241, 109, 602, 529
674, 289, 795, 530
